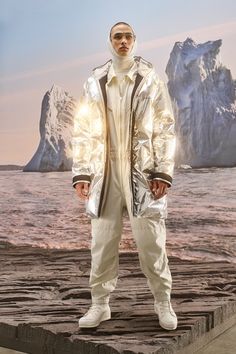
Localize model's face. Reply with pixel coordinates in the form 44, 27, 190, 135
110, 24, 135, 56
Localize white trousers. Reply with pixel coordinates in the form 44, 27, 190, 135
90, 152, 172, 304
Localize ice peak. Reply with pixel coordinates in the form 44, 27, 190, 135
23, 86, 77, 172
166, 38, 236, 168
50, 84, 63, 93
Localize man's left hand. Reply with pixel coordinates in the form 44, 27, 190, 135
149, 180, 169, 199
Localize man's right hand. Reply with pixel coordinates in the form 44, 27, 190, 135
75, 182, 90, 200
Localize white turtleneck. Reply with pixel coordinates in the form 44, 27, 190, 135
107, 36, 137, 84
106, 37, 138, 161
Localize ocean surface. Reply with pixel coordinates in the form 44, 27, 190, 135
0, 168, 235, 263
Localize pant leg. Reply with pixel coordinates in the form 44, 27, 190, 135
89, 158, 124, 304
129, 216, 172, 301
122, 160, 172, 301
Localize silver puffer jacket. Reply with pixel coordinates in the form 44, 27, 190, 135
72, 56, 176, 218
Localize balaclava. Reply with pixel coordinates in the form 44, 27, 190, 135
108, 23, 137, 74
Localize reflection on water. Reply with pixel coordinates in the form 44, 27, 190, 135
0, 168, 235, 263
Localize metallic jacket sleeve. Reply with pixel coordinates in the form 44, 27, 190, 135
72, 81, 92, 186
151, 78, 176, 186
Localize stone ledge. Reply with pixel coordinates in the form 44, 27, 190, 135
0, 246, 235, 353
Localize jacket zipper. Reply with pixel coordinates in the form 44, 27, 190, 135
129, 73, 144, 216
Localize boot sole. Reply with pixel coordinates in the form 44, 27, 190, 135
79, 309, 111, 328
159, 321, 177, 331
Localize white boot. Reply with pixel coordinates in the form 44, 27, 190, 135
154, 300, 177, 330
79, 304, 111, 328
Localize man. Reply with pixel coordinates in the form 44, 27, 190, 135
72, 22, 177, 330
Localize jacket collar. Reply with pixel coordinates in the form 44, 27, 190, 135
95, 56, 153, 111
93, 56, 153, 81
107, 62, 137, 85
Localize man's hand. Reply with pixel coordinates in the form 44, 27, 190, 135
149, 180, 169, 199
75, 182, 90, 200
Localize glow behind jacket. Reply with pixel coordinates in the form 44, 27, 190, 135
72, 56, 176, 218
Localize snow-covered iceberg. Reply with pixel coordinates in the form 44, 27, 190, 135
166, 38, 236, 167
24, 85, 77, 172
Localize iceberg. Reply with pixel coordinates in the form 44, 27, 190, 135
166, 38, 236, 167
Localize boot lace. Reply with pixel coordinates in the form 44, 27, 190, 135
84, 304, 106, 317
157, 300, 171, 315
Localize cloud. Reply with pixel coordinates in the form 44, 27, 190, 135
1, 21, 235, 85
138, 21, 236, 51
0, 51, 108, 84
0, 87, 42, 105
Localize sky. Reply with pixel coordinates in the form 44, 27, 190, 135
1, 0, 236, 165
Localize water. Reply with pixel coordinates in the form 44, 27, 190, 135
0, 168, 235, 263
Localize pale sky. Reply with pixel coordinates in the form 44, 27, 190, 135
1, 0, 236, 165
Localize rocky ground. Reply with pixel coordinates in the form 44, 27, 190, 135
0, 244, 235, 354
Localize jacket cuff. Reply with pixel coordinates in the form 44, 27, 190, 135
150, 172, 172, 186
72, 175, 91, 188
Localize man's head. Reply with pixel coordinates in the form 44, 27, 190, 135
109, 22, 136, 57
